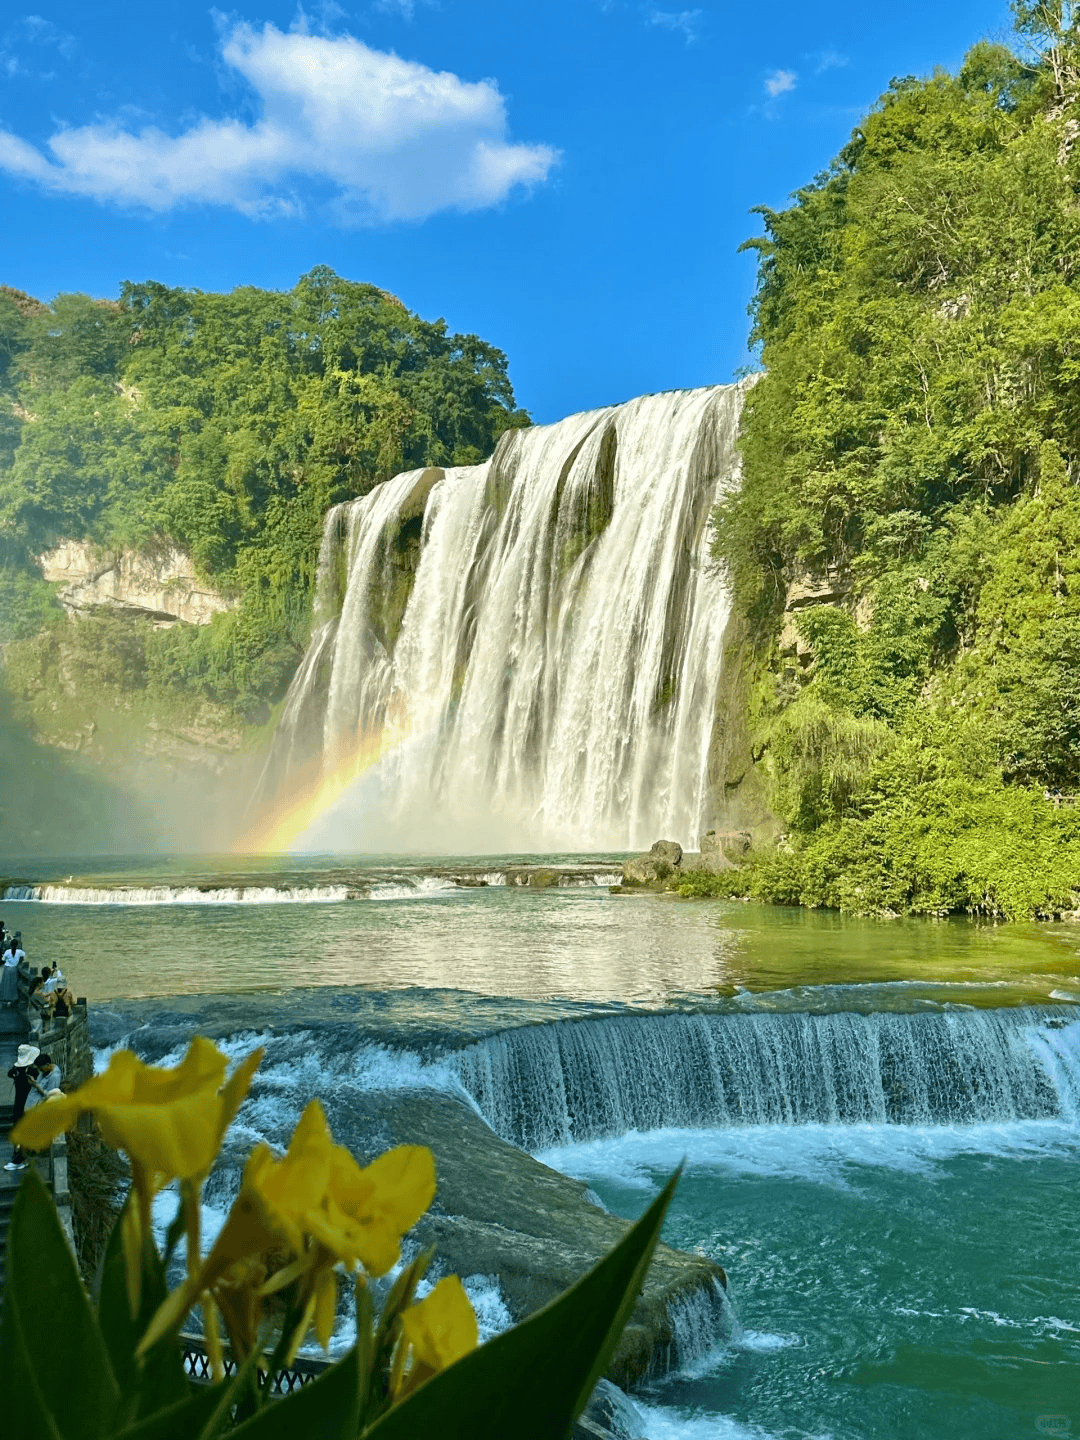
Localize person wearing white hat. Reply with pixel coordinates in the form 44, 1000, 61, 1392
5, 1043, 41, 1171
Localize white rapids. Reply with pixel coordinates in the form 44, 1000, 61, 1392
261, 382, 748, 851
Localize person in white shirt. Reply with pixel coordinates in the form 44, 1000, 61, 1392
42, 965, 65, 994
0, 947, 18, 1007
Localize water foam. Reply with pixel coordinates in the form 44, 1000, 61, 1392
3, 883, 352, 905
535, 1116, 1080, 1194
366, 877, 460, 901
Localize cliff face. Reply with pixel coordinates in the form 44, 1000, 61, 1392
38, 541, 235, 627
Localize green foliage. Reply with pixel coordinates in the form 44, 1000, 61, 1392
0, 1164, 677, 1440
717, 15, 1080, 918
0, 267, 528, 716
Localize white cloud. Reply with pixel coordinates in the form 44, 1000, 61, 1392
0, 20, 558, 223
643, 8, 701, 41
764, 68, 797, 98
813, 49, 847, 75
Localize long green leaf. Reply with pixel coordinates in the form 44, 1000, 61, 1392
226, 1348, 361, 1440
0, 1167, 120, 1440
365, 1168, 681, 1440
111, 1386, 226, 1440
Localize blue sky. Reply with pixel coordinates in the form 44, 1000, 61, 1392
0, 1, 1013, 424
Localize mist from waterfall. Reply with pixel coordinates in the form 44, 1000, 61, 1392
260, 382, 747, 852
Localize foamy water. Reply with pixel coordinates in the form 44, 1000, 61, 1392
2, 883, 353, 905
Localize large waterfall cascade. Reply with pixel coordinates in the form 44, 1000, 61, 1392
260, 382, 748, 851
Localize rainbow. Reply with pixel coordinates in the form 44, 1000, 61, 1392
236, 725, 401, 854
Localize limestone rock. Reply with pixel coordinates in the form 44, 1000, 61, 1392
38, 540, 233, 626
573, 1379, 647, 1439
622, 839, 682, 886
332, 1087, 728, 1389
650, 839, 682, 868
704, 829, 750, 863
505, 867, 562, 888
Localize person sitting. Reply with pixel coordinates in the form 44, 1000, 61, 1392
52, 986, 73, 1020
28, 1053, 62, 1103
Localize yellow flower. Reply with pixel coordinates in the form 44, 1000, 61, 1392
392, 1276, 478, 1401
201, 1101, 435, 1281
11, 1038, 262, 1190
141, 1100, 435, 1358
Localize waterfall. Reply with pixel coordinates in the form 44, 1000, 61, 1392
258, 382, 747, 851
449, 1009, 1080, 1149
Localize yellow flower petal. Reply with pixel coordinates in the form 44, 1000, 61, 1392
11, 1038, 258, 1190
330, 1144, 436, 1277
10, 1092, 79, 1151
401, 1276, 478, 1372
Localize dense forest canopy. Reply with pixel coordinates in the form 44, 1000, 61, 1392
706, 2, 1080, 918
0, 268, 528, 715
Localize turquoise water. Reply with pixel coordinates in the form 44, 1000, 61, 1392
547, 1123, 1080, 1438
4, 854, 1080, 1437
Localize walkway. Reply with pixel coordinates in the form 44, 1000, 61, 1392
0, 1001, 71, 1291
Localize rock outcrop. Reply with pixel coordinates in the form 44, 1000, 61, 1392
574, 1379, 647, 1439
620, 831, 751, 887
331, 1087, 729, 1391
38, 541, 234, 626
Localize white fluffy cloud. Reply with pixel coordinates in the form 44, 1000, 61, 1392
0, 21, 558, 222
764, 68, 797, 98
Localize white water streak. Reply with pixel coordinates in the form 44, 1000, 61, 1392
2, 884, 351, 905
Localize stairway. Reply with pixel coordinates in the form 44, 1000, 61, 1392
0, 1101, 70, 1293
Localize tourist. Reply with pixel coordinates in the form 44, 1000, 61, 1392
5, 1043, 40, 1171
26, 973, 51, 1037
42, 964, 65, 994
0, 944, 19, 1008
26, 1053, 62, 1107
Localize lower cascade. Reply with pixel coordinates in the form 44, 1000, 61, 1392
257, 382, 747, 851
449, 1007, 1080, 1149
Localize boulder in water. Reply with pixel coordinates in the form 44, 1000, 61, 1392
338, 1087, 728, 1389
622, 839, 683, 886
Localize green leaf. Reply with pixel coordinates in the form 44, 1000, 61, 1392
0, 1167, 120, 1440
364, 1167, 681, 1440
192, 1338, 268, 1440
111, 1385, 225, 1440
97, 1195, 190, 1416
226, 1349, 361, 1440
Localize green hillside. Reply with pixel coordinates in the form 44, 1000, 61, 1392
0, 267, 527, 722
706, 5, 1080, 918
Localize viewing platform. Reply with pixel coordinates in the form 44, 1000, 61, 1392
1, 988, 89, 1287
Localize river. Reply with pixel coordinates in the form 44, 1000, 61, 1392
3, 853, 1079, 1438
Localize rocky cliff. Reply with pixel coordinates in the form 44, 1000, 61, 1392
38, 541, 235, 626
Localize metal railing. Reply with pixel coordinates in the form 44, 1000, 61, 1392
180, 1335, 328, 1396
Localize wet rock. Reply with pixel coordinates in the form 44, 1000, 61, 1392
573, 1379, 647, 1439
623, 839, 682, 886
335, 1087, 728, 1389
505, 867, 562, 888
